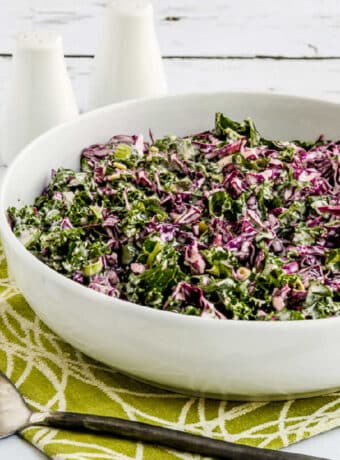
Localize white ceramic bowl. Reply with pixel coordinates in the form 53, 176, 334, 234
1, 92, 340, 401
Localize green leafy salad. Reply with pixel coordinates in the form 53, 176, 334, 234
8, 113, 340, 320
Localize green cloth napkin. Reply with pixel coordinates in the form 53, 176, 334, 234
1, 245, 340, 460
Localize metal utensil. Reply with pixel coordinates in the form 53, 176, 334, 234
0, 371, 328, 460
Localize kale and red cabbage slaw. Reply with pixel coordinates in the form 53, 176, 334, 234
8, 113, 340, 320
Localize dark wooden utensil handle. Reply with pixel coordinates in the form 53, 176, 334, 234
35, 411, 328, 460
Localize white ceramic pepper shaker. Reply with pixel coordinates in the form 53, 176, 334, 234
0, 30, 79, 165
88, 0, 167, 110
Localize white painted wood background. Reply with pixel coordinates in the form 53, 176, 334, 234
2, 1, 340, 458
1, 0, 340, 111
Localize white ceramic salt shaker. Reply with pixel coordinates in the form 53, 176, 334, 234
0, 30, 79, 165
88, 0, 167, 110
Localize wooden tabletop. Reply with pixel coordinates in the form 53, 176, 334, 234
1, 0, 340, 112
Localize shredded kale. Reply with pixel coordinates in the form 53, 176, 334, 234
8, 114, 340, 320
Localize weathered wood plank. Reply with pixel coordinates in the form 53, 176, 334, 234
2, 56, 340, 113
1, 0, 340, 57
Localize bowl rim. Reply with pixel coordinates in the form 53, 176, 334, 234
1, 90, 339, 329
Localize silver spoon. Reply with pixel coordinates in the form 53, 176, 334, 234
0, 371, 328, 460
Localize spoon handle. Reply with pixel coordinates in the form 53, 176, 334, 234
31, 411, 328, 460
